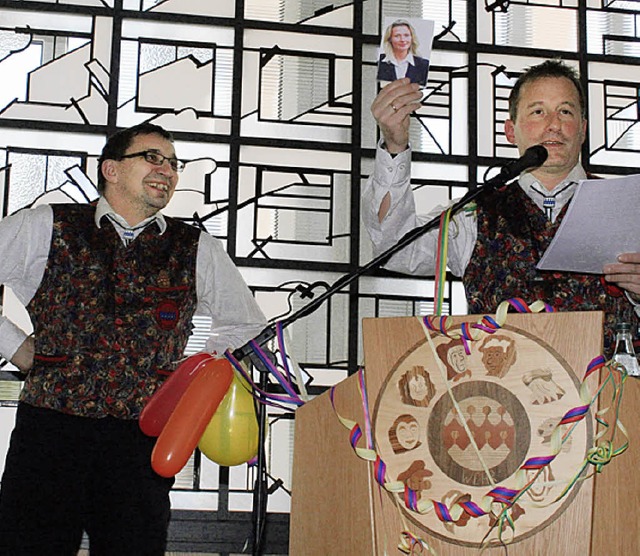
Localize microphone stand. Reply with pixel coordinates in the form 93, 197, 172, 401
233, 176, 508, 363
250, 366, 269, 555
240, 168, 517, 555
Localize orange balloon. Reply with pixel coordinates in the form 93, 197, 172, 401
151, 358, 233, 478
198, 373, 259, 466
140, 353, 214, 437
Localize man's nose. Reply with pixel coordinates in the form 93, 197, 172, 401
157, 159, 175, 176
546, 113, 561, 130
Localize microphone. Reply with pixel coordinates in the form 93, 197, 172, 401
484, 144, 548, 188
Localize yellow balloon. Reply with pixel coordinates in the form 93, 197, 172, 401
198, 372, 259, 466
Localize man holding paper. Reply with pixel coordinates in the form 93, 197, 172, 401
362, 59, 640, 355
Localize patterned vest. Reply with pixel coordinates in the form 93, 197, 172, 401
22, 204, 200, 418
463, 186, 637, 357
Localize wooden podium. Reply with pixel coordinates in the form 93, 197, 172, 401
289, 312, 640, 555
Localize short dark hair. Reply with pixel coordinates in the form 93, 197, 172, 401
508, 59, 586, 122
97, 122, 174, 193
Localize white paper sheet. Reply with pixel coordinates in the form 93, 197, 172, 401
537, 174, 640, 274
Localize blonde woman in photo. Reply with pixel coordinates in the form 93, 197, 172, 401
377, 19, 430, 86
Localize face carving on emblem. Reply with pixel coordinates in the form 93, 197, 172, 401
398, 365, 436, 407
478, 334, 517, 378
436, 338, 471, 382
389, 414, 421, 454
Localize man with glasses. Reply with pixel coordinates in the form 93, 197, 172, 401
0, 122, 266, 555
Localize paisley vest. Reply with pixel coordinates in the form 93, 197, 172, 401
463, 185, 637, 357
22, 204, 200, 418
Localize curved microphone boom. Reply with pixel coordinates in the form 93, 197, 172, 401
232, 144, 550, 363
484, 144, 548, 188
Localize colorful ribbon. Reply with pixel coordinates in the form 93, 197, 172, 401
433, 208, 452, 316
225, 322, 308, 411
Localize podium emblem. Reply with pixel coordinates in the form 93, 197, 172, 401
373, 325, 591, 547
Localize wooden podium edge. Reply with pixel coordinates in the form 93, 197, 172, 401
590, 370, 640, 554
289, 374, 376, 555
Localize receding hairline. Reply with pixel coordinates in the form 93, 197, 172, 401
508, 60, 586, 121
510, 75, 585, 122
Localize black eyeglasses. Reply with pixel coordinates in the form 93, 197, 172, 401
119, 150, 186, 173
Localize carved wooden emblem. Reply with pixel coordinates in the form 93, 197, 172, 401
373, 325, 592, 547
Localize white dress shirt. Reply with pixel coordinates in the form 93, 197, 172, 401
0, 198, 267, 361
380, 52, 416, 80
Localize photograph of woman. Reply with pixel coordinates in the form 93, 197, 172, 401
377, 18, 434, 87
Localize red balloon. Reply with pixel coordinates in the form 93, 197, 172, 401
151, 358, 234, 478
140, 353, 213, 437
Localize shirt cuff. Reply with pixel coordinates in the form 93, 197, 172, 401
625, 291, 640, 318
0, 317, 28, 362
373, 141, 411, 198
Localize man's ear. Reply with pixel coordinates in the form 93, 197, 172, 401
101, 159, 118, 185
504, 119, 516, 144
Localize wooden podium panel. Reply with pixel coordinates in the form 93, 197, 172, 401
290, 312, 639, 555
591, 374, 640, 554
289, 372, 375, 554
